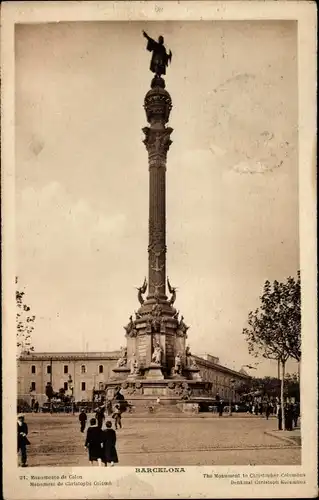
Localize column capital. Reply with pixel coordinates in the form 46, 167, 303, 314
142, 127, 173, 167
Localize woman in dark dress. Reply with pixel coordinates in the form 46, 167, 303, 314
102, 421, 119, 467
84, 418, 103, 465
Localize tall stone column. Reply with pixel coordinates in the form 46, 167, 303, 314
143, 76, 173, 301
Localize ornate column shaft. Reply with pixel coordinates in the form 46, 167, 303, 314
143, 77, 173, 300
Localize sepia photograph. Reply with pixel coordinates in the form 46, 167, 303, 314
1, 1, 317, 499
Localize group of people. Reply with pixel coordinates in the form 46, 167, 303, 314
84, 418, 118, 466
78, 402, 122, 433
277, 402, 300, 431
30, 398, 40, 413
78, 402, 122, 466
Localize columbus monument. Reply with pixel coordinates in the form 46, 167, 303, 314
104, 32, 212, 410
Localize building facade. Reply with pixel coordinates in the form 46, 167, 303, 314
17, 351, 120, 404
18, 351, 249, 405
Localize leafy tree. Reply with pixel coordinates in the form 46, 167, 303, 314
236, 375, 299, 402
16, 277, 36, 355
242, 272, 301, 429
284, 372, 300, 401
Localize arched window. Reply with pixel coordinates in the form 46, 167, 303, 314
81, 364, 86, 374
99, 365, 103, 374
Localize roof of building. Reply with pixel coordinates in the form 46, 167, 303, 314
18, 351, 121, 361
193, 355, 250, 379
18, 350, 250, 378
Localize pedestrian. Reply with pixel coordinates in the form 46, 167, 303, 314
84, 418, 103, 466
285, 404, 293, 431
102, 421, 119, 467
96, 406, 105, 429
277, 406, 283, 431
218, 401, 223, 417
293, 402, 300, 428
265, 403, 271, 420
106, 399, 112, 416
79, 409, 87, 433
17, 414, 30, 467
112, 404, 122, 429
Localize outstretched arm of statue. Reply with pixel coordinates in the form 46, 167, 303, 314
142, 30, 151, 40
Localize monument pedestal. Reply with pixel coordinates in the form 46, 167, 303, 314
184, 367, 202, 381
146, 363, 164, 380
111, 366, 130, 381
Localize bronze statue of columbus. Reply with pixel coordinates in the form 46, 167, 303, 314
142, 31, 172, 77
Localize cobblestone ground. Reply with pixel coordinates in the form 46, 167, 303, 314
23, 414, 301, 467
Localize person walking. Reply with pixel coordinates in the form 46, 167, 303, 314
17, 414, 30, 467
277, 406, 283, 430
106, 399, 112, 417
112, 404, 122, 430
79, 409, 87, 433
265, 403, 271, 420
96, 406, 105, 429
218, 401, 223, 417
292, 402, 300, 428
285, 404, 293, 431
102, 421, 119, 467
84, 418, 103, 466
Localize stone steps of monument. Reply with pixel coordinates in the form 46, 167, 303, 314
123, 404, 186, 416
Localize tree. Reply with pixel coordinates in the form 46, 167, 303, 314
284, 373, 300, 401
236, 375, 300, 402
16, 277, 36, 355
242, 272, 301, 429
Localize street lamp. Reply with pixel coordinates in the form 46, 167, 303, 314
229, 379, 236, 416
68, 374, 74, 414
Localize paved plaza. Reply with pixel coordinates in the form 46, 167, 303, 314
23, 413, 301, 467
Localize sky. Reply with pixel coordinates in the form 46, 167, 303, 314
15, 20, 299, 377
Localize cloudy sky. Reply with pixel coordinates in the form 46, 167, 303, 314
15, 21, 299, 376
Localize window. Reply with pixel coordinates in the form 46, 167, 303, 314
47, 365, 51, 374
99, 364, 103, 374
31, 365, 36, 374
81, 382, 86, 391
81, 365, 86, 374
63, 382, 68, 391
31, 382, 36, 391
64, 365, 68, 374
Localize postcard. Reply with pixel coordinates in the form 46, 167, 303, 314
1, 1, 317, 498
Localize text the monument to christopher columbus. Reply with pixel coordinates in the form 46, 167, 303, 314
203, 472, 306, 486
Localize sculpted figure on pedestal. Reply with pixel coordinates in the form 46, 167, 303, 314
135, 310, 142, 320
136, 277, 147, 305
151, 341, 162, 365
117, 346, 127, 367
186, 344, 198, 368
130, 353, 139, 375
179, 316, 190, 335
173, 353, 182, 375
142, 31, 172, 77
124, 316, 137, 337
167, 277, 177, 306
